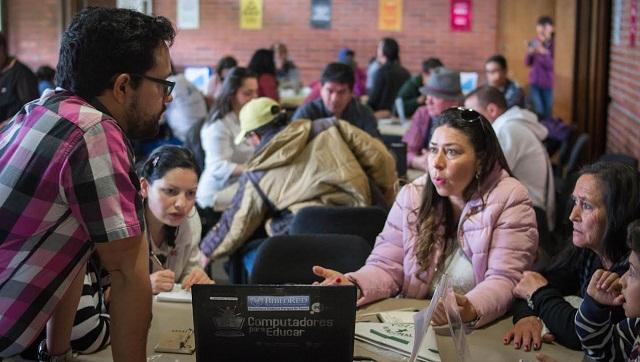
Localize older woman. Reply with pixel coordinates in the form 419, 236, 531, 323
504, 161, 640, 351
315, 107, 538, 328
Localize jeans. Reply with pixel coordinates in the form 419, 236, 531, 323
529, 85, 553, 120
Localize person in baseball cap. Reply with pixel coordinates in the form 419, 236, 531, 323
235, 97, 286, 145
403, 67, 463, 170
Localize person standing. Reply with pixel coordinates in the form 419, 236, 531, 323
0, 7, 175, 361
525, 16, 554, 120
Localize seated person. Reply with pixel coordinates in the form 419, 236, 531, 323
397, 57, 443, 118
465, 85, 555, 229
574, 219, 640, 361
21, 254, 111, 359
314, 107, 538, 328
199, 97, 397, 262
303, 48, 367, 104
248, 49, 279, 101
403, 67, 462, 171
505, 161, 640, 351
367, 37, 411, 116
292, 62, 381, 138
484, 54, 525, 108
273, 42, 302, 92
206, 55, 237, 107
139, 146, 215, 294
195, 67, 257, 209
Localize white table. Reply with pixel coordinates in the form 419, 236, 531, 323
78, 297, 583, 362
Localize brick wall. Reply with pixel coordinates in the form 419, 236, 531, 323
7, 0, 499, 84
607, 0, 640, 162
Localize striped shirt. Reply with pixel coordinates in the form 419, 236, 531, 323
576, 294, 640, 361
0, 89, 144, 357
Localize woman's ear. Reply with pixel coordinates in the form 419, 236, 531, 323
140, 177, 149, 199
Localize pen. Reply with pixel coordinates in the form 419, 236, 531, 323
150, 251, 165, 270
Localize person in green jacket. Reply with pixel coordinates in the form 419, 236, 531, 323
397, 58, 443, 118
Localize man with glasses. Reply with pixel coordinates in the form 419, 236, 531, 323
0, 7, 175, 361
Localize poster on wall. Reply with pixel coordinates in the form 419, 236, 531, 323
378, 0, 402, 31
117, 0, 152, 14
240, 0, 263, 30
310, 0, 332, 29
177, 0, 199, 30
631, 0, 637, 47
450, 0, 472, 32
613, 0, 622, 45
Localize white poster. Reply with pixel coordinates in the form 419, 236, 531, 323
178, 0, 200, 30
613, 0, 622, 45
117, 0, 153, 14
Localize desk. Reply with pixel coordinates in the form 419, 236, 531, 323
77, 298, 583, 362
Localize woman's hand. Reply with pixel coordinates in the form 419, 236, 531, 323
150, 269, 176, 294
587, 269, 624, 306
182, 269, 215, 290
503, 316, 555, 351
513, 271, 548, 300
311, 266, 353, 286
431, 293, 477, 326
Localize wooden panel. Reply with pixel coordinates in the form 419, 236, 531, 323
554, 0, 576, 123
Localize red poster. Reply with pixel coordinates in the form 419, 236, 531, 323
450, 0, 472, 32
631, 0, 637, 47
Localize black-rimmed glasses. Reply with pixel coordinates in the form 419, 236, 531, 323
131, 73, 175, 97
456, 106, 483, 123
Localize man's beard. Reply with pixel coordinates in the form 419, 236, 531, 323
125, 98, 165, 139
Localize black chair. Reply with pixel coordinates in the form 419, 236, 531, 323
599, 153, 638, 169
564, 133, 589, 176
249, 234, 372, 284
288, 206, 388, 247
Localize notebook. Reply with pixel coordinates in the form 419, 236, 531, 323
156, 284, 192, 303
191, 284, 357, 362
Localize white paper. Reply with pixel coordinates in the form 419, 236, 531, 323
355, 322, 440, 362
156, 284, 192, 303
378, 310, 418, 324
177, 0, 200, 30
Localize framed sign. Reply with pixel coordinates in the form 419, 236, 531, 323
310, 0, 331, 29
450, 0, 472, 32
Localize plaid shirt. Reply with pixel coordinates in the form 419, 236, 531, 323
0, 89, 144, 357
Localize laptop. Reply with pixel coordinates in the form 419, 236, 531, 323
191, 284, 357, 362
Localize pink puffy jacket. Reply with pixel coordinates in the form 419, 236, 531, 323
347, 167, 538, 327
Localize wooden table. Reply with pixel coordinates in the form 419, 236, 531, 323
76, 297, 583, 362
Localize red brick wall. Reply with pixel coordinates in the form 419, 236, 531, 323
7, 0, 498, 84
607, 0, 640, 162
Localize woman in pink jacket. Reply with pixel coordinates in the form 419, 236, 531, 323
314, 107, 538, 328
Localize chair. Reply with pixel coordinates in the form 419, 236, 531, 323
288, 206, 388, 247
599, 153, 638, 169
249, 234, 372, 284
564, 133, 589, 176
387, 141, 407, 179
533, 206, 551, 253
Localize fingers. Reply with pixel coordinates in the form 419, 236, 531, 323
521, 329, 534, 351
454, 293, 468, 305
312, 265, 337, 278
512, 327, 523, 349
600, 272, 620, 292
613, 294, 626, 306
431, 301, 447, 326
503, 329, 515, 345
532, 327, 542, 351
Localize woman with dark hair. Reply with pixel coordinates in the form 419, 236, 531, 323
140, 145, 214, 294
314, 107, 538, 328
505, 161, 640, 351
196, 67, 258, 209
206, 55, 237, 106
248, 48, 279, 101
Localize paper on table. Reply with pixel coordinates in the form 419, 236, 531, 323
156, 284, 192, 303
378, 310, 418, 324
355, 322, 440, 362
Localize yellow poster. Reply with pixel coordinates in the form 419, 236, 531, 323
378, 0, 402, 31
240, 0, 263, 30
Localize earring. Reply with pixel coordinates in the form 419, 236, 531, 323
475, 171, 480, 180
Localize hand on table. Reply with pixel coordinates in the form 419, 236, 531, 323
182, 268, 215, 291
431, 293, 477, 326
503, 316, 555, 351
586, 269, 624, 306
150, 269, 176, 294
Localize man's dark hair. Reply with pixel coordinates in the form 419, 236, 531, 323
320, 63, 355, 90
422, 58, 443, 74
465, 85, 508, 111
381, 37, 400, 62
248, 49, 276, 76
537, 16, 553, 26
485, 54, 508, 70
56, 7, 175, 101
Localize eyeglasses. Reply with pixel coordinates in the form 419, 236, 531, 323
130, 73, 175, 97
456, 106, 482, 123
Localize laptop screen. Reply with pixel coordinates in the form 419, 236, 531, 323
192, 284, 357, 362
